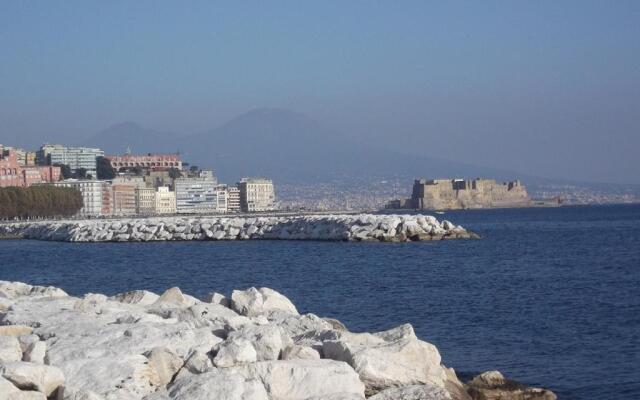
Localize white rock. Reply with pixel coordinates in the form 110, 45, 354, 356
228, 324, 293, 361
205, 292, 230, 307
368, 384, 452, 400
231, 287, 298, 316
110, 290, 160, 306
23, 340, 46, 364
322, 324, 446, 391
145, 347, 183, 387
168, 369, 269, 400
228, 360, 365, 400
0, 335, 23, 362
281, 344, 321, 360
56, 355, 154, 398
213, 338, 258, 368
0, 361, 65, 396
183, 350, 214, 374
0, 376, 47, 399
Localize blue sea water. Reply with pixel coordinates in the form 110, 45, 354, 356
1, 204, 639, 399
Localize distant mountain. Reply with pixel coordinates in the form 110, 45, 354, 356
82, 122, 181, 155
85, 109, 579, 187
181, 108, 532, 184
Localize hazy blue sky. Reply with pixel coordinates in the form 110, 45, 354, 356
1, 1, 638, 184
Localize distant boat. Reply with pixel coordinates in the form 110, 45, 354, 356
435, 211, 445, 215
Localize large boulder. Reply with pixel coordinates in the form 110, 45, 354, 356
228, 359, 365, 400
0, 335, 23, 362
0, 376, 47, 400
213, 338, 258, 368
322, 324, 446, 391
23, 340, 46, 364
110, 290, 160, 306
368, 385, 452, 400
167, 369, 269, 400
227, 324, 293, 361
145, 347, 184, 387
466, 371, 557, 400
0, 361, 65, 396
231, 288, 298, 317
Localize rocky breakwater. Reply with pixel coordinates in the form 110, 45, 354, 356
0, 280, 555, 400
0, 214, 478, 243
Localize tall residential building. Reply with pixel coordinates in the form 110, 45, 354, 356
214, 186, 228, 213
174, 171, 218, 214
53, 179, 103, 216
238, 178, 276, 212
101, 182, 112, 216
135, 187, 156, 215
111, 184, 136, 216
37, 144, 104, 177
155, 186, 176, 214
227, 186, 241, 213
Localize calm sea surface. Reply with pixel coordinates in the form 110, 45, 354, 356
1, 205, 639, 399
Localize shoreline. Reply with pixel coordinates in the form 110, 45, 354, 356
0, 280, 556, 400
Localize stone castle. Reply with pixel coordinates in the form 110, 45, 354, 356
388, 178, 532, 210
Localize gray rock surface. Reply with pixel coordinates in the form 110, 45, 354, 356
0, 280, 553, 400
0, 214, 476, 243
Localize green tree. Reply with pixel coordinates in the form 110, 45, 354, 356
0, 186, 83, 220
96, 156, 116, 180
168, 167, 182, 179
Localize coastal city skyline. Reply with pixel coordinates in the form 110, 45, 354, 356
1, 3, 638, 399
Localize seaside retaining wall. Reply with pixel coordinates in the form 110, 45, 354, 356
0, 214, 477, 242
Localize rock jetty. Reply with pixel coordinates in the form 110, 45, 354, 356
0, 214, 478, 243
0, 281, 555, 400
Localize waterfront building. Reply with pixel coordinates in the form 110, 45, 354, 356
0, 149, 22, 187
135, 187, 156, 215
1, 149, 61, 188
155, 186, 176, 214
53, 179, 103, 216
238, 177, 276, 212
387, 177, 532, 210
37, 144, 104, 178
111, 184, 136, 216
107, 153, 182, 171
101, 182, 112, 216
174, 171, 218, 214
112, 175, 146, 188
227, 186, 241, 213
214, 186, 228, 213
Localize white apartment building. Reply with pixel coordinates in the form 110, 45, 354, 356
238, 178, 276, 212
174, 171, 218, 214
53, 179, 103, 216
214, 185, 228, 213
37, 145, 104, 178
227, 186, 241, 213
155, 186, 176, 214
135, 187, 156, 215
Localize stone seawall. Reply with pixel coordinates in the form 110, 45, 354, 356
0, 214, 478, 243
0, 280, 556, 400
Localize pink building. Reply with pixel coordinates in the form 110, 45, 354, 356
0, 149, 61, 187
0, 150, 22, 187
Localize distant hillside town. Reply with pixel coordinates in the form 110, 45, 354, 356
0, 143, 276, 217
386, 178, 554, 210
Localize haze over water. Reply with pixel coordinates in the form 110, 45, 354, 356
1, 1, 639, 184
2, 205, 639, 399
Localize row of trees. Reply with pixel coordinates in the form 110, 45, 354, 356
0, 186, 83, 220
